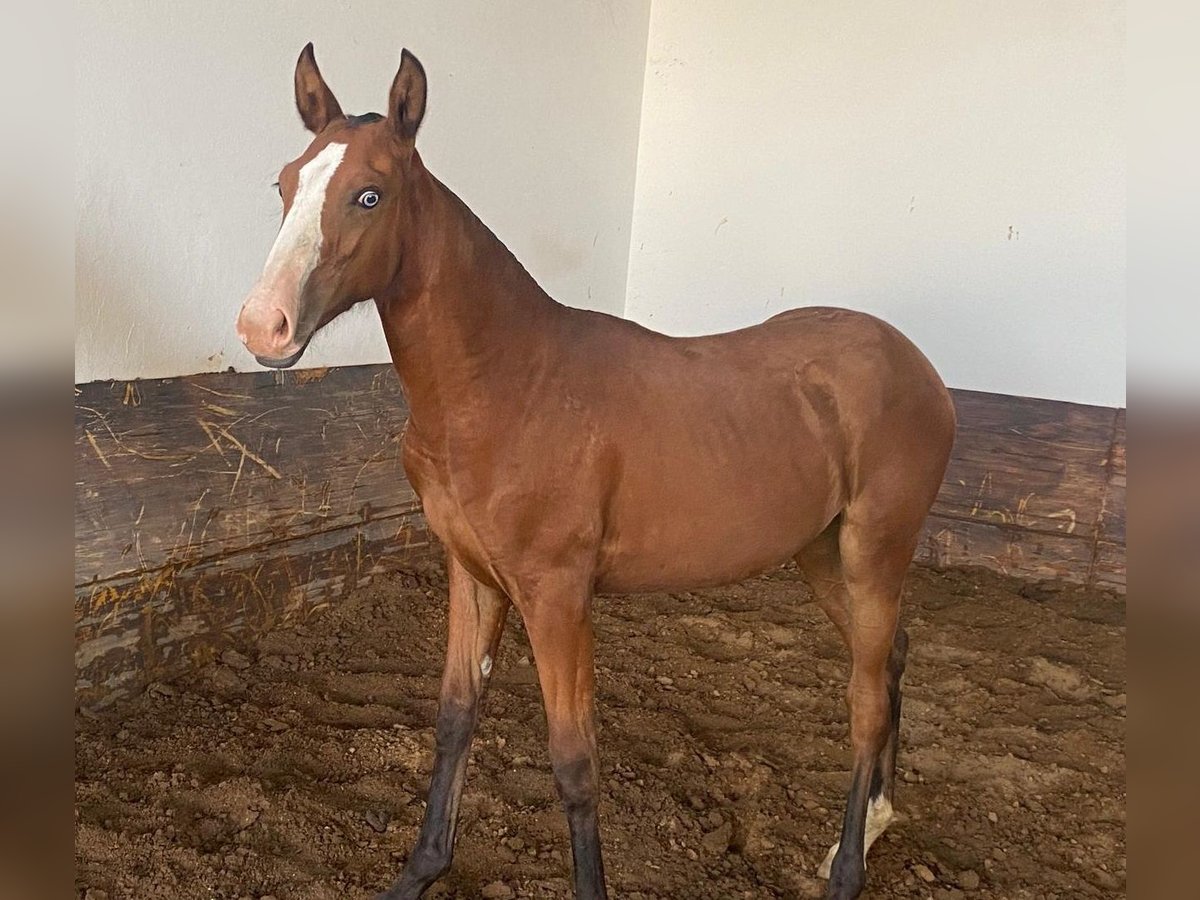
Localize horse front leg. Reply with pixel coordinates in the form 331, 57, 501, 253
378, 556, 510, 900
519, 580, 608, 900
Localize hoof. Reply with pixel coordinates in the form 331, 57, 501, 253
377, 887, 431, 900
815, 795, 895, 880
824, 869, 866, 900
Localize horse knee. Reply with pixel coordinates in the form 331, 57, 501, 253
433, 698, 477, 755
552, 755, 598, 817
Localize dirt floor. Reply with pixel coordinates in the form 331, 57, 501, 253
75, 562, 1126, 899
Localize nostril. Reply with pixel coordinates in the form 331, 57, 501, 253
271, 309, 290, 341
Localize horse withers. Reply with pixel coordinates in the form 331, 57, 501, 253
236, 45, 956, 900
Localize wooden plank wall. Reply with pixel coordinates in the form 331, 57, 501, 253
75, 367, 1125, 708
915, 390, 1125, 591
75, 365, 432, 707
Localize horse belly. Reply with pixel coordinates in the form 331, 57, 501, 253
595, 449, 839, 594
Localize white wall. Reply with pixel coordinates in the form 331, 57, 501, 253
625, 1, 1125, 407
76, 1, 651, 382
77, 2, 1126, 408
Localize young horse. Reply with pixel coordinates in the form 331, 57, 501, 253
237, 46, 956, 900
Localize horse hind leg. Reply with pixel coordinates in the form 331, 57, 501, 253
795, 516, 911, 897
814, 627, 908, 880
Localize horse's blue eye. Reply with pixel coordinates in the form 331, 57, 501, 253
357, 190, 380, 208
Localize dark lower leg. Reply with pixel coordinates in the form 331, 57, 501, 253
523, 590, 609, 900
553, 753, 607, 899
823, 628, 907, 893
826, 758, 877, 900
826, 594, 899, 896
380, 560, 509, 900
383, 701, 478, 898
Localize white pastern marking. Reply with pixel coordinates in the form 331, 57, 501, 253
480, 654, 493, 677
816, 795, 895, 880
261, 142, 347, 294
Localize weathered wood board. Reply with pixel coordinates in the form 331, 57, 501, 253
75, 365, 419, 585
75, 368, 1125, 708
75, 514, 429, 705
75, 365, 433, 707
916, 391, 1126, 590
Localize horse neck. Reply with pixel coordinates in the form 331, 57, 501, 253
377, 166, 564, 438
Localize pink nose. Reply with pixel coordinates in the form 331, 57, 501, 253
237, 304, 295, 359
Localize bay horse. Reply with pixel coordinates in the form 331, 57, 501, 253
236, 45, 956, 900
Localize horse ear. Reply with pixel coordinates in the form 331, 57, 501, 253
294, 43, 344, 134
388, 49, 427, 142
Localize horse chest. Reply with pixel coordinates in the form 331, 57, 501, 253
401, 433, 506, 581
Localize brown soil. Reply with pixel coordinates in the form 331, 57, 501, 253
75, 562, 1126, 899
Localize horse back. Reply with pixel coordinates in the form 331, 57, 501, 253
572, 306, 954, 592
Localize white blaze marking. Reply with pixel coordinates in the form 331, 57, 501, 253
260, 142, 347, 295
815, 795, 895, 879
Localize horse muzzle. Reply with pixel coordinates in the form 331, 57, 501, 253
236, 275, 314, 367
252, 334, 313, 369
